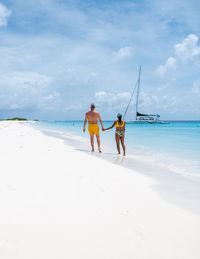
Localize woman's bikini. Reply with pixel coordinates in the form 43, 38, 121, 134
115, 120, 125, 137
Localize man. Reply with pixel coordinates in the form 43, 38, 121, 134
83, 103, 104, 152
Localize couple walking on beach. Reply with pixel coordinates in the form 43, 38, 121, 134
83, 104, 126, 156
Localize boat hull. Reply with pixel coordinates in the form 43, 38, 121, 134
126, 120, 169, 124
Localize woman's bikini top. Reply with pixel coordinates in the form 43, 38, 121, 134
115, 120, 125, 128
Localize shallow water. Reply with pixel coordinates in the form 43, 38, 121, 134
33, 120, 200, 180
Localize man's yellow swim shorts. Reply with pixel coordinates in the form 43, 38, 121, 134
88, 124, 99, 135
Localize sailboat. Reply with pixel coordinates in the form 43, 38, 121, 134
124, 66, 166, 124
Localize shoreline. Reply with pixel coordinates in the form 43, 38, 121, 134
32, 120, 200, 173
1, 121, 200, 258
32, 121, 200, 215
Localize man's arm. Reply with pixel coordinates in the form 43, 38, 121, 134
83, 114, 87, 132
97, 112, 104, 130
103, 121, 116, 131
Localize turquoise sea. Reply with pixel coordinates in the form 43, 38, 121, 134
33, 120, 200, 180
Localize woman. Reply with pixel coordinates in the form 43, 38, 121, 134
103, 113, 126, 156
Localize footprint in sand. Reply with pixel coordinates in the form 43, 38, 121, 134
135, 229, 144, 238
98, 188, 105, 193
7, 185, 16, 192
120, 210, 130, 216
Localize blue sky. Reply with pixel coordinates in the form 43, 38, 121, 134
0, 0, 200, 120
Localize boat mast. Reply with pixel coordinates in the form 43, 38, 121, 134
135, 66, 141, 120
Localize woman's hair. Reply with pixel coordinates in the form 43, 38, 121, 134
117, 113, 122, 122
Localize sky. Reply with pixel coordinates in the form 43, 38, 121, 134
0, 0, 200, 120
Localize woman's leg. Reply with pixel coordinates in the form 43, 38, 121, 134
115, 133, 120, 154
120, 135, 126, 156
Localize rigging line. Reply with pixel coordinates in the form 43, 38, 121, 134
123, 79, 138, 119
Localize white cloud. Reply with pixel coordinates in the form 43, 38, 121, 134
0, 71, 53, 110
95, 91, 107, 100
0, 71, 52, 88
157, 83, 170, 91
138, 92, 181, 114
192, 80, 200, 94
95, 91, 130, 106
0, 3, 11, 27
157, 57, 176, 76
44, 94, 53, 100
92, 91, 132, 119
139, 92, 154, 108
113, 46, 133, 59
175, 34, 200, 61
157, 34, 200, 76
93, 91, 131, 117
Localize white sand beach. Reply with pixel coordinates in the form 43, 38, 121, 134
0, 121, 200, 259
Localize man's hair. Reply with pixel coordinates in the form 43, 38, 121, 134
90, 103, 95, 109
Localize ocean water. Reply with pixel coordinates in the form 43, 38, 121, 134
33, 120, 200, 181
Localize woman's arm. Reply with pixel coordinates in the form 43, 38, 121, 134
103, 121, 116, 131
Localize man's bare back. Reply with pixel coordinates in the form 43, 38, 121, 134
86, 110, 101, 124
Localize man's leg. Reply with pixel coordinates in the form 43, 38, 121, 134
90, 134, 94, 152
115, 133, 120, 154
96, 134, 102, 153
